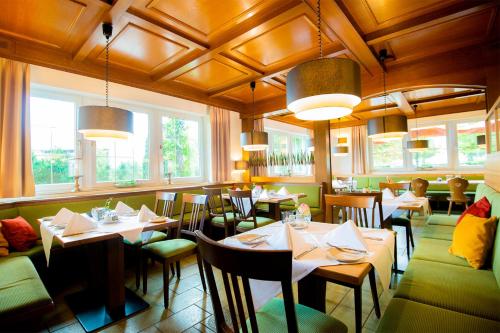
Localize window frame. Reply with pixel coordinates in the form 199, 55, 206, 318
265, 128, 312, 177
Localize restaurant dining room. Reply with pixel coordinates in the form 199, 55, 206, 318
0, 0, 500, 332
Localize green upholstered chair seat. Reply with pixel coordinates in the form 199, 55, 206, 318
427, 214, 459, 226
255, 203, 269, 213
375, 298, 500, 333
411, 238, 468, 267
251, 298, 347, 333
395, 259, 500, 321
143, 239, 196, 259
0, 257, 52, 318
237, 217, 275, 230
123, 231, 167, 246
420, 225, 455, 241
211, 213, 235, 226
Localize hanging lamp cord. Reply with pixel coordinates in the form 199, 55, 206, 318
105, 34, 110, 107
317, 0, 322, 59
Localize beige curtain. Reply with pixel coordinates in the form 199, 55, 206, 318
209, 106, 231, 182
251, 118, 267, 177
0, 58, 34, 198
351, 125, 367, 175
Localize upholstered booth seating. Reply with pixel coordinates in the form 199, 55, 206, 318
376, 183, 500, 333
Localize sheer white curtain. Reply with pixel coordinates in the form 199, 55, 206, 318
351, 125, 367, 174
209, 106, 231, 182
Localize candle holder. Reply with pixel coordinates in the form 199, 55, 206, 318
73, 175, 83, 192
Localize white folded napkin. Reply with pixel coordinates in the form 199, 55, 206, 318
398, 191, 417, 201
259, 189, 270, 200
115, 201, 134, 215
62, 213, 97, 236
138, 204, 157, 222
252, 185, 262, 197
267, 224, 315, 259
51, 207, 73, 227
323, 220, 368, 252
277, 186, 290, 196
382, 188, 395, 200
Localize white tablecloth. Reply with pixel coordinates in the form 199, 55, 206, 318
223, 221, 394, 309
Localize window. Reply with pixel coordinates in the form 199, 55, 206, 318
457, 121, 486, 167
410, 124, 448, 168
95, 112, 150, 183
267, 130, 312, 176
30, 96, 75, 185
162, 116, 201, 178
269, 132, 289, 175
370, 138, 404, 170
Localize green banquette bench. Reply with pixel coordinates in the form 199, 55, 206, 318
376, 183, 500, 332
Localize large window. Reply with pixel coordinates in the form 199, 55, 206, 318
370, 138, 404, 170
410, 124, 448, 168
267, 130, 311, 176
30, 96, 75, 185
96, 112, 150, 183
457, 120, 486, 167
162, 116, 201, 178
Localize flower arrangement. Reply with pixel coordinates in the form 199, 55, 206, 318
297, 203, 311, 216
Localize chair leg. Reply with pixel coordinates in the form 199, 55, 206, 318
406, 225, 410, 259
170, 263, 175, 277
176, 261, 181, 278
408, 224, 415, 249
196, 252, 207, 291
447, 201, 453, 215
354, 285, 362, 333
369, 269, 381, 318
142, 251, 148, 294
162, 262, 170, 308
393, 231, 398, 273
135, 246, 141, 290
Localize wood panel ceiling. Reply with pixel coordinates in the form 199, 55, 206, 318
0, 0, 497, 122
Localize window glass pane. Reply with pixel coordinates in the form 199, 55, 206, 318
162, 116, 200, 178
270, 132, 289, 176
409, 125, 448, 168
291, 135, 308, 175
30, 97, 75, 185
96, 112, 149, 182
457, 121, 486, 167
371, 138, 404, 169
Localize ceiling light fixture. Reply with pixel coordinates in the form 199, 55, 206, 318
407, 105, 429, 153
240, 81, 269, 151
286, 0, 361, 121
78, 23, 133, 141
367, 50, 408, 139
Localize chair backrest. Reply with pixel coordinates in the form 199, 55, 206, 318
195, 230, 297, 333
411, 178, 429, 197
448, 177, 469, 201
379, 182, 410, 196
228, 189, 257, 228
153, 192, 177, 218
177, 193, 207, 237
343, 191, 384, 228
324, 194, 375, 227
202, 187, 226, 217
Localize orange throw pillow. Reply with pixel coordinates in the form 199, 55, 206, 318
449, 214, 497, 269
1, 217, 38, 252
0, 223, 9, 256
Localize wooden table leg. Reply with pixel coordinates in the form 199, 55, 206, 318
354, 285, 362, 333
269, 203, 281, 221
297, 274, 326, 312
105, 237, 125, 318
369, 269, 381, 318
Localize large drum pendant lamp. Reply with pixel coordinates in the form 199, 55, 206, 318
241, 81, 269, 151
78, 23, 133, 140
286, 0, 361, 121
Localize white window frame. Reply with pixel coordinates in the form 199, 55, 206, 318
266, 128, 311, 177
368, 137, 408, 172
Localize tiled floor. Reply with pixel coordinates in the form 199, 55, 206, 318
24, 215, 429, 333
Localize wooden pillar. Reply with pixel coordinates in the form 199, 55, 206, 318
313, 120, 332, 194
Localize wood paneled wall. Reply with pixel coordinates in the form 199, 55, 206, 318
484, 152, 500, 192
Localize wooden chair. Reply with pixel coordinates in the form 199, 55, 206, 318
125, 191, 177, 289
194, 230, 348, 333
379, 182, 410, 196
227, 189, 275, 233
410, 178, 432, 216
141, 193, 207, 308
447, 177, 470, 215
203, 187, 235, 238
324, 194, 375, 228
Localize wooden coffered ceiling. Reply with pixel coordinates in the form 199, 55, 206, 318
0, 0, 498, 122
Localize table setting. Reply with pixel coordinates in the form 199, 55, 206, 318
223, 218, 394, 309
39, 201, 172, 265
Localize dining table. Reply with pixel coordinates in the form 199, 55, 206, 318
221, 192, 307, 220
36, 215, 178, 332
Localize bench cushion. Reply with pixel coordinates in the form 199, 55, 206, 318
412, 238, 468, 267
395, 259, 500, 321
376, 298, 500, 333
237, 217, 275, 230
427, 214, 459, 226
420, 224, 455, 241
0, 257, 52, 321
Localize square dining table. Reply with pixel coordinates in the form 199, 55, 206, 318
36, 216, 178, 332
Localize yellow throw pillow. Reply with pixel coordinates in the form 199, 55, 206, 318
0, 223, 9, 257
449, 214, 497, 269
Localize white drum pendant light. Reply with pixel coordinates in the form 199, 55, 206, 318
286, 0, 361, 121
240, 81, 269, 151
78, 23, 133, 140
407, 105, 429, 153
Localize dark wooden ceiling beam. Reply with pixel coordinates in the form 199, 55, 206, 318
408, 89, 485, 104
390, 91, 415, 116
